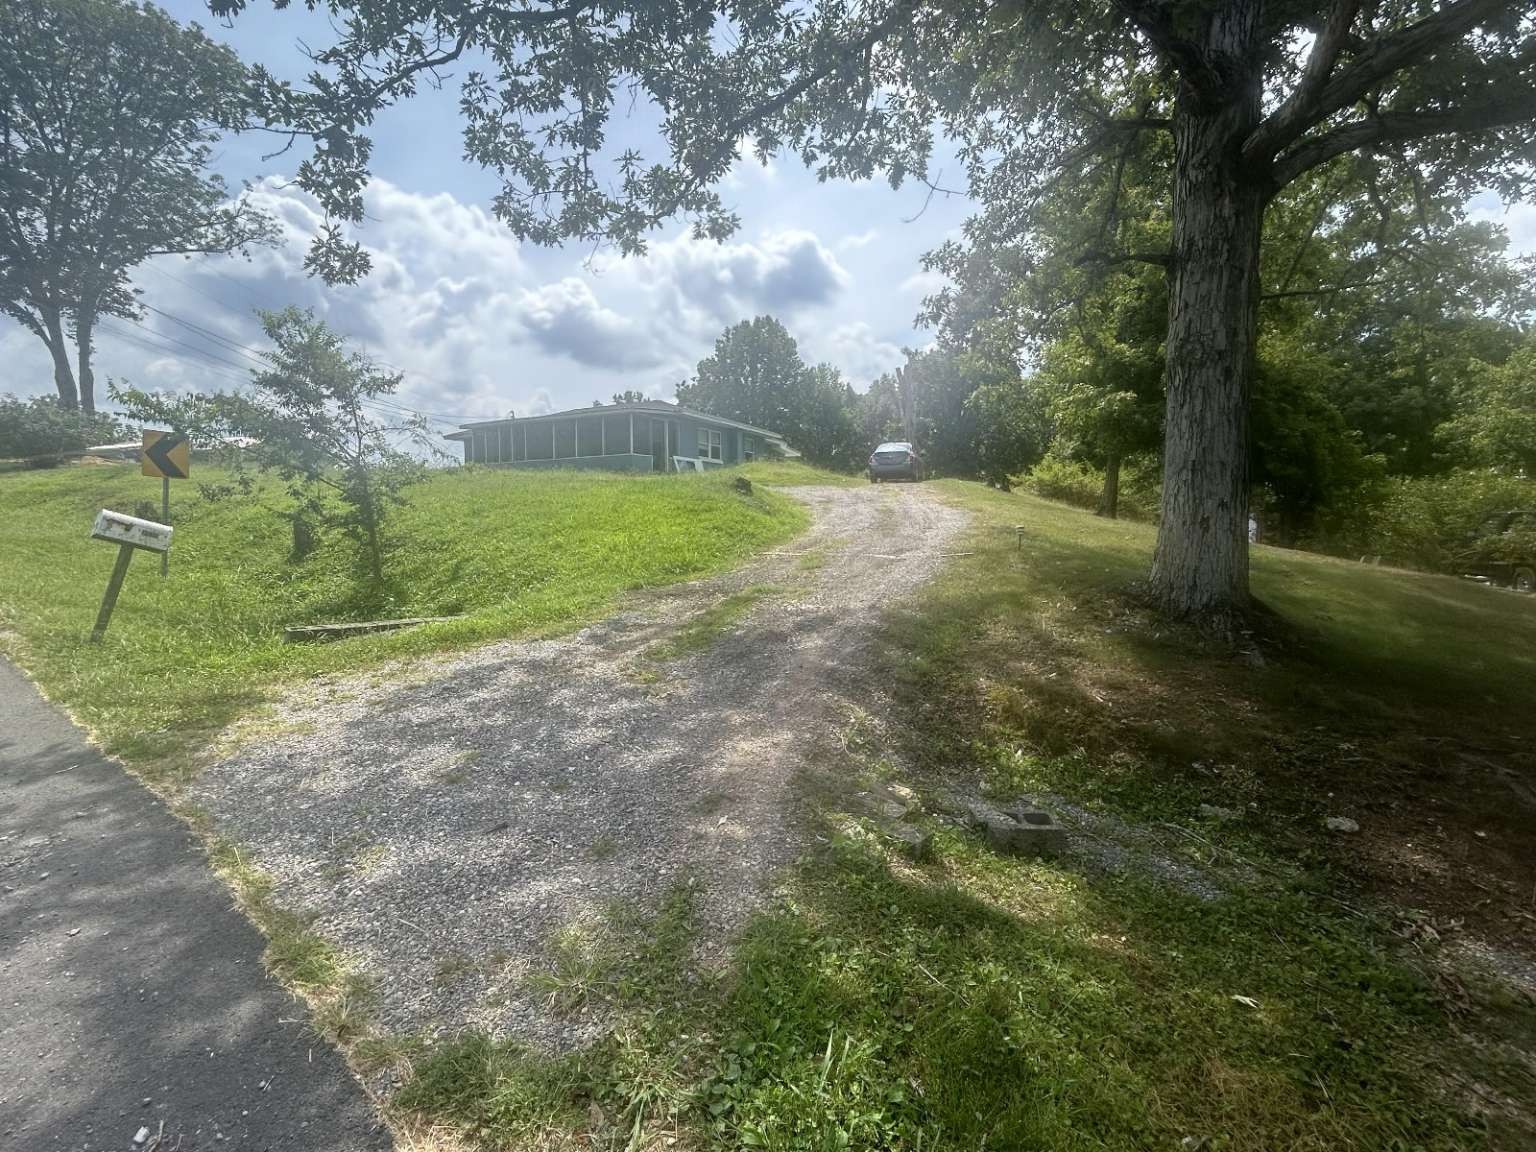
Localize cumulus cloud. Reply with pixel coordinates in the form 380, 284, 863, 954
805, 321, 906, 386
515, 278, 665, 370
899, 268, 947, 297
600, 229, 851, 334
1, 175, 909, 433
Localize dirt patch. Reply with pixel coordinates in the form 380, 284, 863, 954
190, 485, 967, 1056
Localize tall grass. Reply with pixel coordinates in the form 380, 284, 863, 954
0, 463, 805, 777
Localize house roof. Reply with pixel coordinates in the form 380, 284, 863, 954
444, 401, 788, 443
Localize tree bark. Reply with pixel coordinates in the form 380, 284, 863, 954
42, 306, 80, 410
75, 306, 97, 414
1097, 453, 1121, 519
1148, 52, 1264, 623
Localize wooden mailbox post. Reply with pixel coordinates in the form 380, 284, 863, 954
89, 510, 173, 642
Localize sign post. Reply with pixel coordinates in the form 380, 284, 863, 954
141, 430, 190, 578
88, 511, 173, 643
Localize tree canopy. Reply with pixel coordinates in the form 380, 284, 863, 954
216, 0, 1535, 622
0, 0, 276, 412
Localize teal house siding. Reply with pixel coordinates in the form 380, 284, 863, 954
449, 402, 788, 473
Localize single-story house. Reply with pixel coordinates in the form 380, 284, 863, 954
446, 401, 795, 472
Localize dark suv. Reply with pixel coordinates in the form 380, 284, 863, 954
868, 441, 923, 483
1455, 510, 1536, 593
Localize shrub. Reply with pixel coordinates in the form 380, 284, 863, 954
1364, 470, 1536, 569
1022, 451, 1161, 520
0, 394, 130, 465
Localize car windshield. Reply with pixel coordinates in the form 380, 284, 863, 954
875, 443, 912, 453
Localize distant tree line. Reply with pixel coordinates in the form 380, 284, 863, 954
674, 316, 1052, 488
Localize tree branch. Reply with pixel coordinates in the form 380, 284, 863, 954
1246, 0, 1511, 166
1111, 0, 1225, 99
1074, 248, 1172, 269
1244, 0, 1360, 161
1261, 279, 1382, 301
1271, 88, 1536, 187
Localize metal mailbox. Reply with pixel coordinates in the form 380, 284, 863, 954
91, 510, 173, 553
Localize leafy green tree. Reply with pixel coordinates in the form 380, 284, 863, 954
0, 0, 276, 411
0, 393, 130, 465
225, 0, 1536, 622
1439, 334, 1536, 476
677, 316, 861, 470
677, 317, 807, 438
966, 373, 1051, 491
858, 371, 909, 449
1249, 333, 1383, 544
114, 308, 427, 587
1033, 270, 1166, 518
794, 363, 864, 472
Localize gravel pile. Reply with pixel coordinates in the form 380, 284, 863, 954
191, 485, 968, 1049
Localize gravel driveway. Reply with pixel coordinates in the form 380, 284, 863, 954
192, 484, 967, 1053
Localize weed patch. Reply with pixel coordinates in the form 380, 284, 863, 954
645, 586, 779, 662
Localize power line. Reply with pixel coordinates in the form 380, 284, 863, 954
96, 315, 461, 432
143, 260, 491, 424
140, 304, 271, 367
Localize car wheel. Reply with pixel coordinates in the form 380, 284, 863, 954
1514, 566, 1535, 593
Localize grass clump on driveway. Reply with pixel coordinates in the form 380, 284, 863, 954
0, 463, 805, 782
735, 460, 864, 487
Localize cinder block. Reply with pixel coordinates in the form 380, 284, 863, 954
887, 823, 935, 862
966, 800, 1066, 858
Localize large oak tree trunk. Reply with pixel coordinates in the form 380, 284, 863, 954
42, 307, 80, 410
1149, 70, 1264, 623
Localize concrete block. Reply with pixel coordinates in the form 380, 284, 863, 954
887, 823, 934, 862
966, 800, 1066, 858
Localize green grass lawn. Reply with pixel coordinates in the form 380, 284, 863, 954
0, 463, 806, 780
393, 481, 1535, 1152
736, 459, 865, 487
9, 462, 1532, 1150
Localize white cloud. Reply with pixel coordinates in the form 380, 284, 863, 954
805, 321, 906, 387
599, 229, 852, 336
1, 177, 910, 434
515, 278, 665, 370
1469, 195, 1536, 257
899, 268, 947, 297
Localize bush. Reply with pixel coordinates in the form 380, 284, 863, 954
1022, 451, 1161, 520
0, 394, 130, 465
1359, 470, 1536, 570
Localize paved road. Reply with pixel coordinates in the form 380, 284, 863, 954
0, 659, 388, 1151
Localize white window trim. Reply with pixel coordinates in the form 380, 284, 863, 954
697, 427, 723, 462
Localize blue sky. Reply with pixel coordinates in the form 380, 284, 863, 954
1, 1, 974, 439
4, 3, 1532, 444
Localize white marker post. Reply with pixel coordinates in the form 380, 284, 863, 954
89, 510, 172, 643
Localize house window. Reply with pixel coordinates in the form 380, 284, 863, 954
697, 428, 722, 461
743, 435, 755, 462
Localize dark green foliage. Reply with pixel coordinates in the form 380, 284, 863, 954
0, 394, 130, 465
1439, 332, 1536, 476
0, 0, 275, 410
114, 309, 429, 590
677, 317, 865, 472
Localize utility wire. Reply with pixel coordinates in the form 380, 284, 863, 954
97, 316, 461, 432
142, 261, 491, 423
